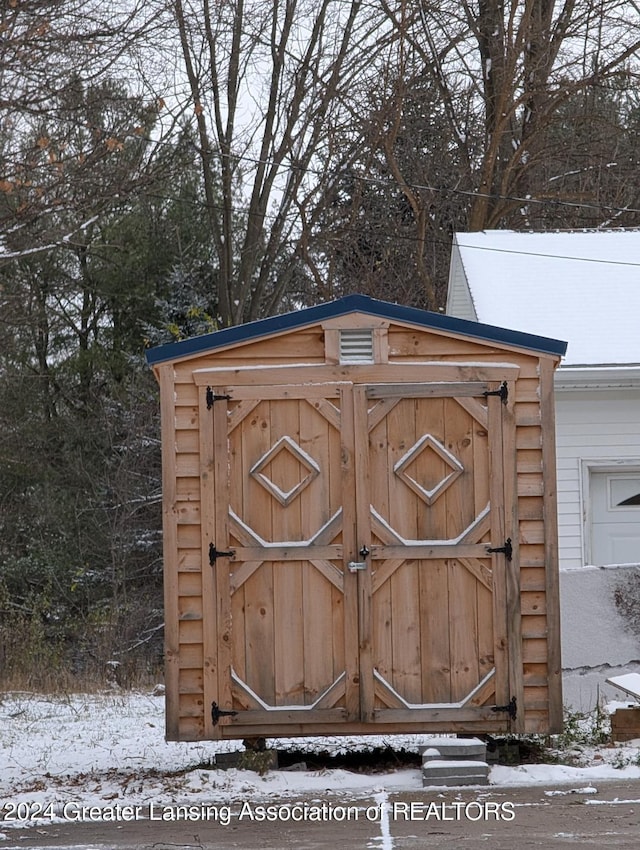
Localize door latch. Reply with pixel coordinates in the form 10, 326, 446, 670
349, 545, 370, 572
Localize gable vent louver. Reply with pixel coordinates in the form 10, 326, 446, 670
339, 328, 374, 363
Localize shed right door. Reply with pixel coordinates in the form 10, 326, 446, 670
355, 381, 522, 729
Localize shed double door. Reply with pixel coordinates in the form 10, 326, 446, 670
204, 373, 521, 736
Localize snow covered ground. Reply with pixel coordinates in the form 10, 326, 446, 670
2, 689, 640, 828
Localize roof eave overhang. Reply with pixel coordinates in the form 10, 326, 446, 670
556, 365, 640, 391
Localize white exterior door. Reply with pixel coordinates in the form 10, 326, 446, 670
591, 471, 640, 565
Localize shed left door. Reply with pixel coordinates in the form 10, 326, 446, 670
202, 383, 359, 735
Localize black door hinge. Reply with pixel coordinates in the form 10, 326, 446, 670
487, 538, 513, 561
206, 387, 231, 409
483, 381, 508, 404
491, 697, 517, 721
209, 543, 235, 565
211, 701, 238, 726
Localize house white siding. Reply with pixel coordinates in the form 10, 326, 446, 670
556, 389, 640, 570
446, 229, 640, 710
445, 242, 477, 321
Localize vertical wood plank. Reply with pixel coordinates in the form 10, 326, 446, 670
504, 380, 524, 731
243, 568, 276, 705
391, 558, 422, 703
354, 385, 374, 721
231, 585, 246, 684
329, 394, 346, 693
300, 400, 335, 704
487, 386, 510, 718
240, 400, 272, 542
340, 385, 360, 720
270, 398, 301, 542
416, 398, 446, 539
368, 408, 392, 706
368, 406, 390, 533
300, 398, 330, 541
445, 398, 479, 701
323, 328, 340, 364
420, 559, 451, 702
448, 567, 479, 701
373, 327, 389, 364
372, 575, 392, 705
415, 396, 449, 702
237, 398, 274, 704
212, 387, 234, 722
471, 400, 491, 516
199, 384, 218, 738
300, 561, 336, 706
389, 398, 419, 540
270, 399, 304, 705
540, 357, 563, 731
274, 558, 304, 705
471, 397, 494, 691
159, 365, 180, 740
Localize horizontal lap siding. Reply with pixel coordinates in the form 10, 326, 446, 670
172, 331, 326, 381
174, 377, 203, 740
556, 390, 640, 570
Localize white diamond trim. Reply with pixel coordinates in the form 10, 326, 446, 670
249, 435, 320, 506
393, 433, 464, 505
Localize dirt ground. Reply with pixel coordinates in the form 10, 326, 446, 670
3, 780, 640, 849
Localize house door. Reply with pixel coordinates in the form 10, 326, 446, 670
204, 376, 521, 735
591, 471, 640, 565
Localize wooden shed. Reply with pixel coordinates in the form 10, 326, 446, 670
146, 294, 567, 741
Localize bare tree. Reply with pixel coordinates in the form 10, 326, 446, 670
379, 0, 640, 230
169, 0, 381, 326
0, 0, 163, 259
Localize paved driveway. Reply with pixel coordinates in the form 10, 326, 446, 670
3, 781, 640, 849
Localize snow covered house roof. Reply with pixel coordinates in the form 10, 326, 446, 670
446, 230, 640, 368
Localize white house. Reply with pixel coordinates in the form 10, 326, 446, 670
447, 229, 640, 710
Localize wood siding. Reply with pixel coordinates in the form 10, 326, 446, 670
155, 316, 562, 739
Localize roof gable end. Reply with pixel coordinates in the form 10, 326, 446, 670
145, 293, 566, 366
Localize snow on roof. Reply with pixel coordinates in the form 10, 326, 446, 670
454, 230, 640, 366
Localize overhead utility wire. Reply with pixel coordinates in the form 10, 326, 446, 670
141, 184, 640, 269
128, 124, 640, 219
205, 144, 640, 217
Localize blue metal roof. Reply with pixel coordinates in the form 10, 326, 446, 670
145, 293, 567, 365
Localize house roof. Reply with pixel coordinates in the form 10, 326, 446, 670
448, 230, 640, 367
145, 293, 566, 366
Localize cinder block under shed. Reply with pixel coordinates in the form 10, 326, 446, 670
421, 737, 489, 787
